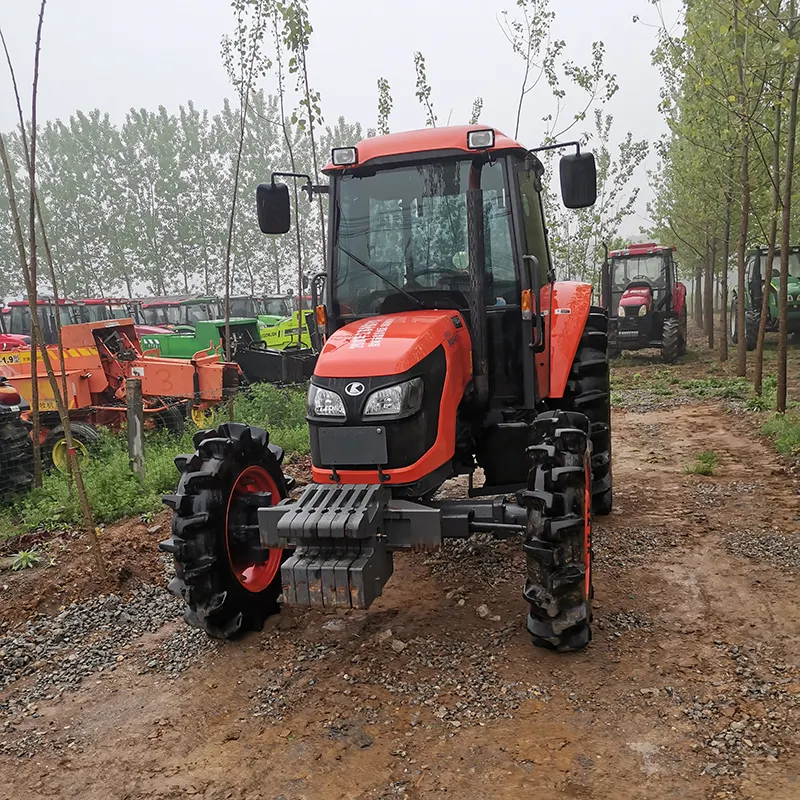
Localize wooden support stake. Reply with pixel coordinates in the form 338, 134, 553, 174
126, 378, 145, 485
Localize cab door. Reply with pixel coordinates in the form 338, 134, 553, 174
512, 157, 551, 405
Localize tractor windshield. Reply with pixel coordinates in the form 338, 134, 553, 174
264, 297, 290, 317
9, 304, 74, 342
143, 305, 182, 327
610, 254, 667, 289
230, 298, 255, 318
333, 158, 515, 315
763, 251, 800, 280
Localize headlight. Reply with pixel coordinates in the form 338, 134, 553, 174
617, 305, 625, 318
307, 384, 345, 418
638, 305, 647, 317
363, 377, 424, 419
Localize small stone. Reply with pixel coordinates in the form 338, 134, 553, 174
391, 639, 407, 653
376, 629, 393, 643
476, 605, 490, 619
147, 525, 162, 535
322, 619, 344, 632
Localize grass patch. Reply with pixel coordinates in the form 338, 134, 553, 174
683, 451, 719, 476
1, 384, 312, 542
761, 411, 800, 456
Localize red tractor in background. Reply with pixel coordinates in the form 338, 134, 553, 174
161, 125, 611, 652
601, 242, 687, 363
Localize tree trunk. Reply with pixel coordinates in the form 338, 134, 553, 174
694, 264, 703, 329
705, 237, 715, 348
734, 0, 750, 378
754, 63, 785, 396
777, 50, 800, 412
719, 180, 732, 362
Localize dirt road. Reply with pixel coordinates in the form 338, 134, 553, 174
1, 358, 798, 799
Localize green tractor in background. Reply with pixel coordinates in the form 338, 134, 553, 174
731, 245, 800, 349
139, 317, 316, 398
229, 295, 313, 350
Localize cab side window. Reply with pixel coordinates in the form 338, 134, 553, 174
516, 162, 549, 286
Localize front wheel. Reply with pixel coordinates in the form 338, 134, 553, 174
522, 410, 593, 653
745, 310, 759, 351
160, 422, 288, 639
678, 307, 688, 356
661, 317, 680, 363
730, 297, 739, 344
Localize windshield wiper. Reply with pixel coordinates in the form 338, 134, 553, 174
337, 243, 423, 309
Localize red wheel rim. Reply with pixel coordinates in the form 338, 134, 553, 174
584, 455, 592, 598
225, 465, 282, 593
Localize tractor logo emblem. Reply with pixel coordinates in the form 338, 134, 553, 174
345, 382, 365, 397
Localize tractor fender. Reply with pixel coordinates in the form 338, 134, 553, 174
548, 281, 593, 400
672, 281, 687, 315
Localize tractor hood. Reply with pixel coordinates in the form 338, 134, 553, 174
0, 333, 31, 350
135, 324, 175, 336
774, 276, 800, 300
315, 310, 470, 378
619, 284, 653, 310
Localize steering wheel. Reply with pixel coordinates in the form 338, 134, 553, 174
630, 274, 652, 283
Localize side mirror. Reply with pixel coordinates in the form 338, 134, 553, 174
559, 152, 597, 209
256, 182, 291, 234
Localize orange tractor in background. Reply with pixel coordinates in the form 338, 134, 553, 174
162, 126, 611, 652
0, 319, 239, 467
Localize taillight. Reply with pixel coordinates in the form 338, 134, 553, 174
0, 386, 21, 406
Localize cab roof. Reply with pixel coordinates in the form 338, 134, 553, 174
322, 125, 526, 173
8, 298, 75, 306
609, 242, 676, 258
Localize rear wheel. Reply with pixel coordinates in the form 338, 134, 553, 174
154, 404, 185, 436
160, 423, 288, 639
745, 310, 759, 351
559, 306, 612, 516
661, 317, 680, 363
678, 307, 688, 356
522, 410, 593, 652
0, 412, 34, 494
44, 421, 101, 472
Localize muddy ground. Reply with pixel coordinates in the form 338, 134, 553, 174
0, 332, 798, 800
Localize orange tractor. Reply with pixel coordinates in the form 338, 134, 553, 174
0, 319, 239, 467
161, 126, 611, 652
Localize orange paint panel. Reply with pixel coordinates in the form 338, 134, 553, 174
315, 311, 468, 378
312, 311, 473, 486
547, 281, 593, 399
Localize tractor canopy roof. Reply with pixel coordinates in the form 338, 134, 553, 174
322, 125, 526, 174
141, 295, 216, 308
608, 242, 676, 258
8, 297, 76, 306
78, 297, 131, 305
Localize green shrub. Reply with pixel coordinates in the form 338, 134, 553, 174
3, 386, 312, 539
761, 411, 800, 456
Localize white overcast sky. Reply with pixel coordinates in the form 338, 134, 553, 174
2, 0, 682, 234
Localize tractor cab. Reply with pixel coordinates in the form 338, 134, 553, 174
141, 296, 220, 330
733, 245, 800, 349
77, 297, 141, 324
7, 298, 80, 345
602, 243, 687, 362
162, 126, 612, 653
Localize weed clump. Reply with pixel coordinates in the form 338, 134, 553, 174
683, 451, 719, 476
